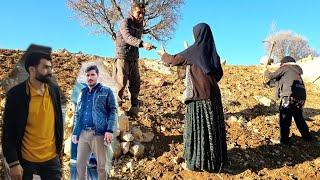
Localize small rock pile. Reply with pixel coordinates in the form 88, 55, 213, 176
112, 113, 155, 159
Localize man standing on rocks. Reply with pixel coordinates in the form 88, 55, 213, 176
265, 56, 314, 145
2, 44, 64, 179
113, 1, 155, 116
72, 65, 117, 180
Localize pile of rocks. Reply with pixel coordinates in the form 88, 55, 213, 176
112, 114, 154, 159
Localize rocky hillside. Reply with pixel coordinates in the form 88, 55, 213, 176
0, 49, 319, 179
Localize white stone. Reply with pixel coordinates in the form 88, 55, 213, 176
254, 96, 273, 107
227, 115, 238, 122
129, 142, 145, 158
120, 132, 134, 142
121, 141, 131, 154
126, 161, 133, 172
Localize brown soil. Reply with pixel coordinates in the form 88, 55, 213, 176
1, 49, 319, 179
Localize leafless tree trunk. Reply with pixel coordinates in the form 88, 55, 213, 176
67, 0, 184, 42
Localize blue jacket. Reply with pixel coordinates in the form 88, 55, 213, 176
72, 83, 117, 136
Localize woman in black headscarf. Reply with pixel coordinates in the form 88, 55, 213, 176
157, 23, 227, 172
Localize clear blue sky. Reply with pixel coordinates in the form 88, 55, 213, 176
1, 0, 319, 65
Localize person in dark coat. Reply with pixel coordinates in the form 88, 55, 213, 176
2, 44, 64, 179
114, 2, 154, 116
157, 23, 227, 172
265, 56, 314, 145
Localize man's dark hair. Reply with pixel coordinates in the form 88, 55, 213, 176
131, 2, 145, 12
25, 53, 52, 73
85, 65, 99, 74
280, 56, 296, 64
23, 44, 52, 73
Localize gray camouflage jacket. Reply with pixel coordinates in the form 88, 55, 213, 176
115, 15, 143, 61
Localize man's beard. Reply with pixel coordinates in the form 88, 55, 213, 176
88, 80, 97, 87
36, 73, 52, 83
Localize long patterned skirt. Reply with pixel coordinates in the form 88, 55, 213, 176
184, 97, 227, 172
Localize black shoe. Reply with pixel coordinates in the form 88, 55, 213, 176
126, 106, 139, 117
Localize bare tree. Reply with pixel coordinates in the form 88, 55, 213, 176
67, 0, 184, 42
264, 31, 317, 62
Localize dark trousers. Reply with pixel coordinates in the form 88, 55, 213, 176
279, 103, 311, 143
21, 156, 61, 180
113, 59, 140, 107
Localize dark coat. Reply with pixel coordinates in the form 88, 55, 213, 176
162, 53, 223, 102
2, 80, 64, 167
115, 16, 143, 62
265, 63, 306, 100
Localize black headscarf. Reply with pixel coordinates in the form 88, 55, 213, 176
178, 23, 222, 77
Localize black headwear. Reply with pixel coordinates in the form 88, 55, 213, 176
280, 56, 296, 64
23, 44, 52, 72
178, 23, 222, 76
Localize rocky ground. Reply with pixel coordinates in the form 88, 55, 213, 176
1, 49, 319, 179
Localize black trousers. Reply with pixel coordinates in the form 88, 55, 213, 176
21, 156, 61, 180
279, 103, 311, 143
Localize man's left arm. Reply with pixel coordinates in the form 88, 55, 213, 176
105, 90, 117, 133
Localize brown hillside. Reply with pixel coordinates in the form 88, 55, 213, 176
0, 49, 319, 179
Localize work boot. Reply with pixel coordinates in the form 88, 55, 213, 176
126, 106, 139, 116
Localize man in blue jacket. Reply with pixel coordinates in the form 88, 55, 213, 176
72, 65, 117, 179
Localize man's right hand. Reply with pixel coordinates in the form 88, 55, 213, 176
9, 164, 23, 180
143, 42, 154, 51
72, 135, 78, 144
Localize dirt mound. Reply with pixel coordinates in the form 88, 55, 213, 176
0, 49, 319, 179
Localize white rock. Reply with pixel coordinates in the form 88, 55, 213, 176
126, 161, 133, 172
227, 115, 238, 122
120, 132, 134, 142
129, 142, 145, 158
254, 96, 273, 107
121, 141, 131, 154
